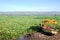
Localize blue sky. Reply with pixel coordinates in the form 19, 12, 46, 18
0, 0, 60, 12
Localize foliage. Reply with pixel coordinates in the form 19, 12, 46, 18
0, 16, 60, 40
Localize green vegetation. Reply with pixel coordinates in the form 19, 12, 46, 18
0, 16, 60, 40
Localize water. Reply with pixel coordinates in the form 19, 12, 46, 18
18, 36, 25, 40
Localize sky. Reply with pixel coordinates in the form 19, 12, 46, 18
0, 0, 60, 12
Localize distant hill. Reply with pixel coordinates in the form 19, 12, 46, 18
0, 11, 60, 16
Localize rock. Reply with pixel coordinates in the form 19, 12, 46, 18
18, 32, 60, 40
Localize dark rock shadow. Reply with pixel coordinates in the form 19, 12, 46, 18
28, 24, 54, 36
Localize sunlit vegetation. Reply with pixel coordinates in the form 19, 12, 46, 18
0, 16, 60, 40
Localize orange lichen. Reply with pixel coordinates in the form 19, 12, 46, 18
42, 19, 50, 23
42, 19, 57, 24
51, 20, 57, 24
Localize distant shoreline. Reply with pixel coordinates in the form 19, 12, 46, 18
0, 11, 60, 16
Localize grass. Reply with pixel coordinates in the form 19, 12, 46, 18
0, 16, 60, 40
